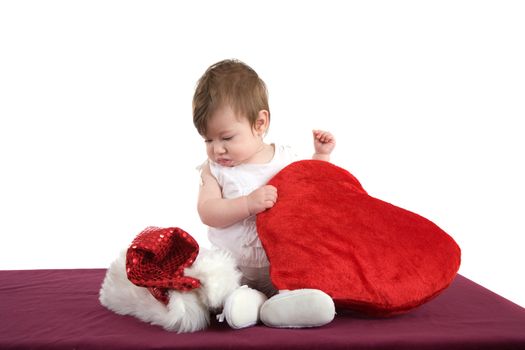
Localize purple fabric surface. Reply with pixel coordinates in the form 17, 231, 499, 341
0, 269, 524, 350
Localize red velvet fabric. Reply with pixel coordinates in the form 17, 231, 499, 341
257, 160, 461, 316
2, 270, 525, 349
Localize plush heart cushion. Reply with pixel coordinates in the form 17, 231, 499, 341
257, 160, 461, 316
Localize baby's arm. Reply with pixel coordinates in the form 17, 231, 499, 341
198, 162, 278, 228
312, 130, 336, 162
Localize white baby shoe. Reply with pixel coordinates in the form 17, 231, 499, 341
217, 285, 268, 329
260, 289, 335, 328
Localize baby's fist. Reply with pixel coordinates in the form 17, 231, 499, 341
246, 185, 278, 215
313, 130, 336, 159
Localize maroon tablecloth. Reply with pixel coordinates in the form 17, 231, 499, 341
1, 269, 524, 349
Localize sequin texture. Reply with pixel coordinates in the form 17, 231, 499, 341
126, 226, 201, 305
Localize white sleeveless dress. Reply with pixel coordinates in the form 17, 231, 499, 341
205, 144, 297, 268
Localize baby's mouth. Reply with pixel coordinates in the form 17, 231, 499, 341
217, 158, 234, 167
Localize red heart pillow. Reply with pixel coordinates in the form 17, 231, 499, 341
257, 160, 461, 316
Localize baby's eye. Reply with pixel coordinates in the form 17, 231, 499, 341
222, 136, 233, 141
204, 139, 212, 144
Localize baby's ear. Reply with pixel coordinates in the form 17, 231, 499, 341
255, 110, 270, 134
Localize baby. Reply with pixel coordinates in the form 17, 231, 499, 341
193, 59, 336, 329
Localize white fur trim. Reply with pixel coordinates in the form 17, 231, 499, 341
186, 248, 242, 310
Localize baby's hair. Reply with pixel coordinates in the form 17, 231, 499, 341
193, 59, 270, 136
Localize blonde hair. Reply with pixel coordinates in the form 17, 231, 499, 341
192, 59, 270, 136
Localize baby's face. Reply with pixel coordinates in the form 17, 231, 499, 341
203, 105, 263, 167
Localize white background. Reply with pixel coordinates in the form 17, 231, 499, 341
1, 1, 524, 307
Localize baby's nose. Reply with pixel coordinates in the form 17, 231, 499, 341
214, 144, 226, 154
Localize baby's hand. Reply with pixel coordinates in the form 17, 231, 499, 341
313, 130, 336, 157
246, 185, 278, 215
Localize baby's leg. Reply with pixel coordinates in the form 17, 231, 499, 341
238, 266, 278, 298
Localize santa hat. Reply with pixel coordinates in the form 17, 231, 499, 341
100, 226, 241, 332
126, 226, 201, 304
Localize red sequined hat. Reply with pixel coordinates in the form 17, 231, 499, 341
126, 226, 201, 304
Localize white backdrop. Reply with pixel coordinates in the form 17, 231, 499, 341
1, 1, 524, 308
